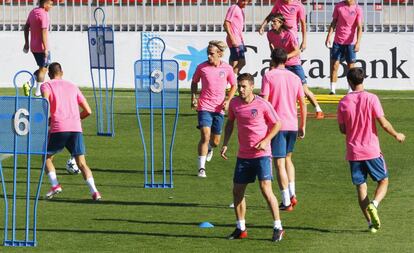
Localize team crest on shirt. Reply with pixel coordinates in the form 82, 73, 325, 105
289, 7, 296, 13
251, 109, 258, 118
348, 10, 356, 16
219, 71, 226, 78
281, 38, 287, 44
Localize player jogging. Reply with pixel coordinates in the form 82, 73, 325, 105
259, 0, 307, 51
224, 0, 249, 75
266, 13, 324, 119
260, 48, 307, 211
41, 62, 101, 201
325, 0, 363, 94
337, 67, 405, 233
191, 40, 237, 178
221, 73, 284, 242
23, 0, 53, 97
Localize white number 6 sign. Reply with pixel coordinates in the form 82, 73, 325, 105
14, 108, 30, 136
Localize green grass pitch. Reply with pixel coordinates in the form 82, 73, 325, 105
0, 88, 413, 252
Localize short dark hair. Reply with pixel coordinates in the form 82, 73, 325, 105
347, 67, 365, 86
237, 73, 254, 85
39, 0, 51, 7
48, 62, 62, 78
271, 48, 287, 66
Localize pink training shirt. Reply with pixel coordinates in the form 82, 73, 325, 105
260, 67, 304, 131
333, 1, 363, 45
337, 91, 384, 161
192, 61, 236, 114
225, 4, 245, 47
41, 79, 86, 133
271, 0, 305, 37
266, 29, 301, 66
228, 96, 280, 159
26, 7, 49, 53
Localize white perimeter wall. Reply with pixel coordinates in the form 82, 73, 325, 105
1, 32, 413, 90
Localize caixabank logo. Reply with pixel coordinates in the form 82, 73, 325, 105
247, 45, 410, 80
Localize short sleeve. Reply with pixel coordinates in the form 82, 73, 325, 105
77, 87, 86, 104
332, 4, 339, 20
260, 74, 270, 96
372, 95, 384, 119
356, 6, 363, 24
192, 65, 202, 83
228, 99, 236, 121
297, 4, 306, 22
296, 78, 305, 99
225, 5, 237, 23
40, 82, 51, 94
227, 67, 237, 86
40, 12, 49, 29
263, 100, 279, 125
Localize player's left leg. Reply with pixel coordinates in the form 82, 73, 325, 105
68, 132, 101, 200
229, 45, 246, 75
366, 156, 389, 230
285, 152, 297, 207
229, 183, 248, 239
206, 113, 224, 162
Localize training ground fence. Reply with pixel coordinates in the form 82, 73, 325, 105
0, 0, 413, 32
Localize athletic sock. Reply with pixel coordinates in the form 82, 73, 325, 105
236, 220, 246, 231
85, 177, 98, 194
315, 105, 322, 112
47, 172, 59, 187
372, 200, 379, 208
35, 81, 42, 97
198, 156, 206, 170
330, 82, 336, 93
288, 182, 295, 197
281, 189, 291, 206
274, 220, 282, 230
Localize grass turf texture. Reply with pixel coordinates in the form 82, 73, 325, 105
0, 88, 413, 252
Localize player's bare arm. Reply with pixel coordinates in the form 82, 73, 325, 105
377, 116, 406, 143
221, 119, 235, 159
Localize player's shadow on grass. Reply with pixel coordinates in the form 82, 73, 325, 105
43, 198, 259, 209
36, 228, 228, 240
92, 218, 367, 234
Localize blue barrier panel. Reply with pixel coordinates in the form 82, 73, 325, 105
0, 70, 49, 247
134, 36, 179, 188
88, 7, 116, 137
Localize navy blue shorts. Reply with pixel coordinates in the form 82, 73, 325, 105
330, 42, 356, 64
47, 132, 86, 156
271, 131, 297, 158
229, 45, 246, 61
286, 65, 307, 84
197, 111, 224, 135
233, 156, 273, 184
349, 155, 388, 185
33, 51, 51, 68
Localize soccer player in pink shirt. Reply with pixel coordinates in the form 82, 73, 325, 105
220, 73, 284, 242
41, 62, 102, 201
191, 41, 237, 178
325, 0, 363, 94
260, 48, 307, 211
224, 0, 249, 74
267, 13, 324, 119
23, 0, 53, 97
259, 0, 307, 51
337, 68, 405, 233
